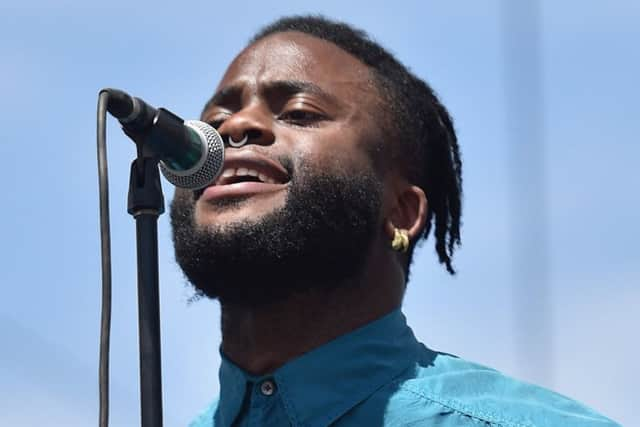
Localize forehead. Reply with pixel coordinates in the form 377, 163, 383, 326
216, 31, 375, 95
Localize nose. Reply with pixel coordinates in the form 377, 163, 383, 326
217, 103, 275, 147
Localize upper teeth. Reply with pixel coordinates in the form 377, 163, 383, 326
221, 167, 276, 184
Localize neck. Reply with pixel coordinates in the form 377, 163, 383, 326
219, 244, 405, 375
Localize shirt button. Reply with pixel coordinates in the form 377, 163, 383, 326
260, 380, 276, 396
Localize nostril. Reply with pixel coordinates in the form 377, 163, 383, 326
247, 129, 262, 140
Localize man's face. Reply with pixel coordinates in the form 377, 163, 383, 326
170, 32, 389, 305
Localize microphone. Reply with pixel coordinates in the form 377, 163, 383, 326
103, 88, 225, 190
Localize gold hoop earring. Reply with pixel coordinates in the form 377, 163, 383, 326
391, 228, 410, 253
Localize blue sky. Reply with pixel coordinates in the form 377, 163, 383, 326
0, 1, 638, 426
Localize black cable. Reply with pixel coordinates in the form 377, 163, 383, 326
97, 90, 112, 427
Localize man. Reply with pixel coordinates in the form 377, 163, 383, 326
171, 15, 619, 427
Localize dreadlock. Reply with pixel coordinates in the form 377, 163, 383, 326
251, 15, 462, 274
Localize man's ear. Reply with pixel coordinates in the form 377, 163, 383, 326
384, 185, 428, 243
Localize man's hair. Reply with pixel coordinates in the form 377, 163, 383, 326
251, 15, 462, 274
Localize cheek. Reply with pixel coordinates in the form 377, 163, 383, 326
290, 128, 377, 177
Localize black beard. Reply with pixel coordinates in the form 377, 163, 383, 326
169, 164, 382, 307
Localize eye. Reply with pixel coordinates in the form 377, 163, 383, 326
278, 109, 326, 126
208, 119, 224, 129
205, 116, 228, 130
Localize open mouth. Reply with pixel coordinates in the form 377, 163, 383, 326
216, 166, 285, 185
198, 151, 290, 202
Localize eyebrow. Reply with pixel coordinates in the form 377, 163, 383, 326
264, 80, 333, 100
202, 79, 338, 113
202, 85, 242, 113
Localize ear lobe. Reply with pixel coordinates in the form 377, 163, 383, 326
384, 185, 428, 243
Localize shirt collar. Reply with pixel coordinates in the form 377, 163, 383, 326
217, 309, 421, 427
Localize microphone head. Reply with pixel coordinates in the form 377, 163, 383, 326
159, 120, 225, 189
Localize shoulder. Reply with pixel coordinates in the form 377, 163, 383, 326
188, 399, 218, 427
376, 349, 620, 427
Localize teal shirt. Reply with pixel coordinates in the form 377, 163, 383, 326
190, 310, 619, 427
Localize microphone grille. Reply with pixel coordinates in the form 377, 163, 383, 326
160, 120, 225, 189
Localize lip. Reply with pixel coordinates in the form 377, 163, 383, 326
201, 181, 287, 201
200, 150, 290, 202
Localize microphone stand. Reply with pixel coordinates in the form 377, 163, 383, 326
127, 143, 165, 427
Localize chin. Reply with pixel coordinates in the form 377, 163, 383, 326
194, 193, 286, 227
